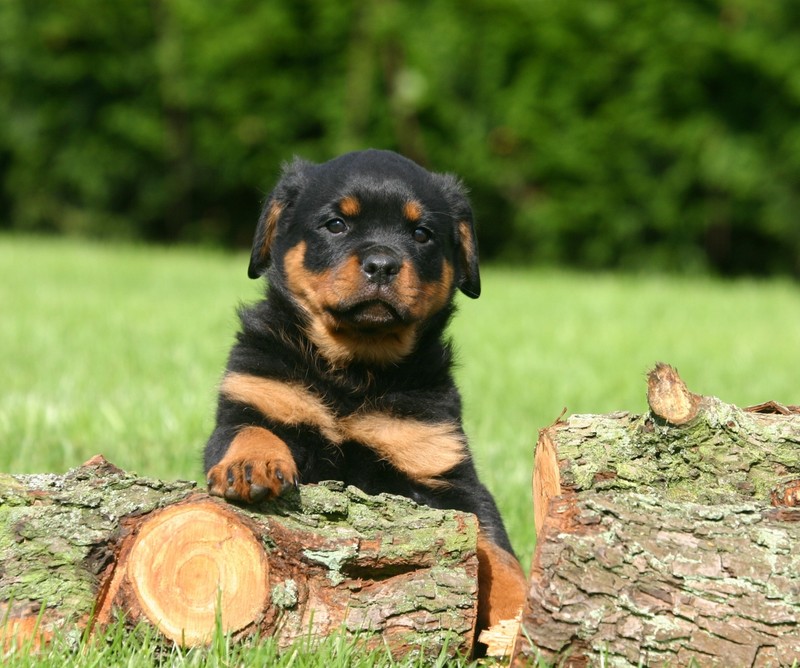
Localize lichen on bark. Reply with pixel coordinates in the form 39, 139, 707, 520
556, 399, 800, 504
522, 491, 800, 666
2, 459, 479, 658
0, 460, 195, 621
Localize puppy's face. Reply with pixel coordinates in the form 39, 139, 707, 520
249, 150, 480, 366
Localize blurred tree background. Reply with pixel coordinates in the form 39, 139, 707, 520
1, 0, 799, 275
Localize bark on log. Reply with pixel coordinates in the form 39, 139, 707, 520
0, 456, 479, 657
534, 363, 800, 513
518, 363, 800, 667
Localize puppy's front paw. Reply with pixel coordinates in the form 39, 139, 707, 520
207, 427, 298, 503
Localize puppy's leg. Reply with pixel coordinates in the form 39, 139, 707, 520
207, 426, 299, 503
476, 530, 527, 631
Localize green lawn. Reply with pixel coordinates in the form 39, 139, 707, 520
2, 235, 800, 665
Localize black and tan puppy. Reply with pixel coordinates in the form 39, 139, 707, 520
204, 149, 525, 630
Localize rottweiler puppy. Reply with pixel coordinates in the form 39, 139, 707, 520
204, 149, 526, 633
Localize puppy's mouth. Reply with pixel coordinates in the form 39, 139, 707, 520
327, 299, 405, 331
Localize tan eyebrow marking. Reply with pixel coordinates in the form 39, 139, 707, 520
339, 196, 361, 217
403, 199, 423, 222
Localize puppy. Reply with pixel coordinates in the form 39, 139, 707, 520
204, 149, 526, 632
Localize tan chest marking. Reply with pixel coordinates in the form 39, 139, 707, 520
221, 372, 465, 483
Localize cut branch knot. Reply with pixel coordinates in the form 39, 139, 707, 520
646, 363, 701, 425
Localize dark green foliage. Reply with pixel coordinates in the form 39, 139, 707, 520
2, 0, 799, 274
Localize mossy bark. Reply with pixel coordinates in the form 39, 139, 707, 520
520, 364, 800, 667
1, 456, 479, 658
0, 457, 195, 650
545, 394, 800, 507
519, 492, 800, 667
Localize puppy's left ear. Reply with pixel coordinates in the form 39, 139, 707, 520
248, 157, 314, 279
435, 173, 481, 299
455, 215, 481, 298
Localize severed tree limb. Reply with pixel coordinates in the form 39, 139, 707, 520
1, 456, 479, 657
534, 363, 800, 514
518, 363, 800, 667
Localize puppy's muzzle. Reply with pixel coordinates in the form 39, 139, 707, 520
361, 247, 401, 286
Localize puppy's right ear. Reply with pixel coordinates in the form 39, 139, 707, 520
432, 172, 481, 299
248, 158, 313, 279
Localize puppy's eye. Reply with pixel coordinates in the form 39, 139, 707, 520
412, 227, 432, 243
325, 218, 348, 234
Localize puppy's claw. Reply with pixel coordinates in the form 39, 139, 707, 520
249, 483, 268, 502
207, 478, 225, 498
273, 467, 296, 494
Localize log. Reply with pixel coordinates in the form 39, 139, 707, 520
520, 492, 800, 666
517, 363, 800, 667
0, 456, 479, 657
534, 363, 800, 513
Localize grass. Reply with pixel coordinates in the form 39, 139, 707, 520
2, 234, 800, 665
3, 617, 474, 668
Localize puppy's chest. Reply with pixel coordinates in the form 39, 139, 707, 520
303, 383, 467, 488
221, 370, 465, 485
303, 440, 441, 507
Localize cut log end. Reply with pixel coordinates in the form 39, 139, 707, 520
646, 363, 701, 425
1, 602, 54, 654
119, 501, 268, 645
532, 428, 563, 536
478, 613, 521, 658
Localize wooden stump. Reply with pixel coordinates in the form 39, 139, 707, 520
104, 500, 270, 645
0, 457, 479, 657
517, 364, 800, 667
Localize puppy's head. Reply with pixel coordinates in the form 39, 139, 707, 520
249, 150, 480, 366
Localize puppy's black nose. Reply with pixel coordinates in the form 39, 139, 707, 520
362, 248, 401, 284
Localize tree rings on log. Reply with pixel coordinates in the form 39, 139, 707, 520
122, 501, 268, 645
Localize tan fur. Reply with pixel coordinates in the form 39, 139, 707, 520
405, 260, 454, 321
221, 373, 339, 443
284, 242, 422, 365
339, 195, 361, 217
458, 221, 475, 263
476, 530, 527, 631
220, 372, 466, 485
340, 413, 467, 484
258, 201, 284, 262
457, 219, 477, 288
308, 320, 419, 367
206, 426, 298, 502
403, 199, 423, 222
284, 242, 458, 366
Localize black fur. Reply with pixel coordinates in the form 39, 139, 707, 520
204, 149, 513, 554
